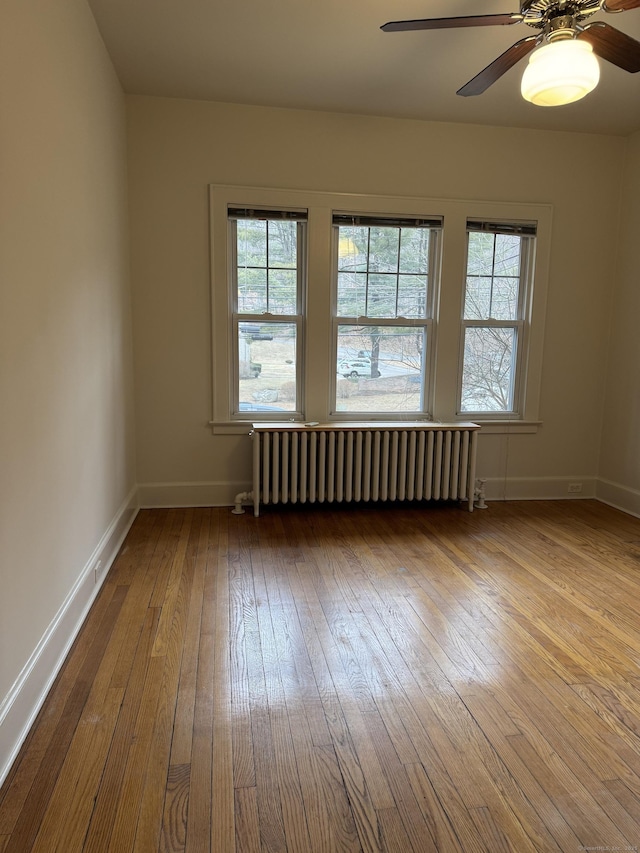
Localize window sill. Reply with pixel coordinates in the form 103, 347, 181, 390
470, 420, 541, 434
210, 419, 541, 436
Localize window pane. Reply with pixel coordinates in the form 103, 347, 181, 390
238, 323, 298, 413
335, 325, 425, 414
237, 219, 267, 268
464, 276, 492, 320
238, 268, 267, 314
367, 275, 397, 318
338, 227, 368, 271
268, 220, 297, 268
269, 269, 297, 314
460, 327, 515, 413
368, 227, 400, 273
399, 228, 429, 274
493, 234, 521, 277
466, 232, 495, 276
491, 277, 519, 320
398, 275, 427, 319
337, 271, 367, 317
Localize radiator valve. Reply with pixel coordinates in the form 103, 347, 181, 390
232, 490, 254, 515
474, 479, 488, 510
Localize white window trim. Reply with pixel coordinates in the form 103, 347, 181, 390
457, 225, 536, 419
209, 185, 552, 435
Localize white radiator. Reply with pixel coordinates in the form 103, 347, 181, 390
250, 422, 480, 517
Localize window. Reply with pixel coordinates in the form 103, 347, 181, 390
229, 207, 306, 417
332, 214, 441, 416
459, 220, 536, 418
210, 186, 551, 433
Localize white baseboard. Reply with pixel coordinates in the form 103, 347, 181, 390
596, 478, 640, 519
139, 476, 602, 509
485, 474, 640, 518
480, 475, 597, 502
138, 480, 250, 508
0, 486, 139, 788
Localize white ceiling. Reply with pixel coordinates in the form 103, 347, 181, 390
87, 0, 640, 136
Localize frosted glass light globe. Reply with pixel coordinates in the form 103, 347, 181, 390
521, 39, 600, 106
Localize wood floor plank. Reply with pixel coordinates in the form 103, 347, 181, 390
106, 510, 182, 696
83, 605, 162, 853
184, 509, 217, 853
167, 509, 210, 768
2, 583, 128, 852
439, 566, 640, 793
376, 806, 418, 853
304, 743, 361, 852
3, 500, 640, 851
267, 706, 315, 852
478, 515, 640, 671
211, 512, 236, 853
507, 732, 631, 848
290, 600, 395, 811
459, 689, 580, 851
227, 525, 257, 792
107, 654, 167, 851
403, 762, 471, 853
411, 550, 640, 827
0, 564, 132, 829
468, 806, 515, 853
234, 787, 261, 853
160, 763, 190, 853
133, 512, 195, 853
73, 517, 178, 853
251, 594, 319, 850
30, 684, 125, 853
364, 708, 443, 852
268, 602, 333, 748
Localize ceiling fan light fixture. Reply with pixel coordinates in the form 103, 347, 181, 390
520, 38, 600, 106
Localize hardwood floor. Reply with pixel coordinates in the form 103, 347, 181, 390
2, 500, 640, 851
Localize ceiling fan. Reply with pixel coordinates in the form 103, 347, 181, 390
381, 0, 640, 105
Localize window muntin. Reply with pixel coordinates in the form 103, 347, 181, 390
336, 221, 431, 319
332, 214, 440, 416
230, 208, 306, 417
459, 222, 536, 416
236, 217, 299, 315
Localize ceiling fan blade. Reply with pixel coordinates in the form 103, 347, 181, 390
578, 22, 640, 72
603, 0, 640, 11
381, 13, 522, 33
457, 36, 539, 96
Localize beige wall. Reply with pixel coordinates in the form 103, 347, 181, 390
0, 0, 135, 772
598, 131, 640, 513
127, 95, 626, 504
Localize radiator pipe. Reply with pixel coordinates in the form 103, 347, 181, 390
232, 490, 254, 515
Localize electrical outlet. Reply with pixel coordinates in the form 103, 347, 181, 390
93, 560, 103, 583
568, 483, 583, 494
